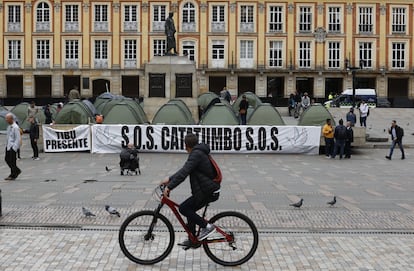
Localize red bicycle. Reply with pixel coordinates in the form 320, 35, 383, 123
119, 185, 259, 266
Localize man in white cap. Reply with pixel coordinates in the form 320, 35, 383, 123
4, 113, 22, 180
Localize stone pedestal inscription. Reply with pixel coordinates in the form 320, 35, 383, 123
149, 73, 165, 97
176, 74, 192, 97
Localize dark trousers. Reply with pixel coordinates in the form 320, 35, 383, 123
389, 140, 405, 158
31, 138, 39, 158
179, 196, 208, 235
332, 139, 345, 158
345, 141, 352, 158
325, 138, 334, 157
240, 114, 247, 125
5, 148, 21, 178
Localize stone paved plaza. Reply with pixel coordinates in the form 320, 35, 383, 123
1, 108, 414, 270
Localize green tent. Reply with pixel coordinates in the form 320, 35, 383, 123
55, 101, 96, 124
298, 105, 336, 126
103, 102, 147, 124
200, 103, 239, 125
0, 105, 7, 112
100, 99, 148, 123
168, 99, 194, 121
11, 102, 46, 130
232, 91, 262, 113
197, 92, 220, 110
152, 103, 195, 125
94, 93, 125, 113
248, 104, 285, 125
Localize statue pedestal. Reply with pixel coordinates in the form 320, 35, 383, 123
143, 56, 199, 122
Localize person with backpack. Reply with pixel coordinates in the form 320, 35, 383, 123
386, 120, 405, 160
161, 133, 221, 248
332, 119, 347, 159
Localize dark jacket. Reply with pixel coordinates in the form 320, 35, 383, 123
346, 112, 357, 126
29, 122, 39, 140
239, 100, 248, 114
168, 143, 220, 202
346, 126, 353, 143
389, 125, 404, 142
334, 124, 347, 140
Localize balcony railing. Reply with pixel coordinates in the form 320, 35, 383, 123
94, 59, 108, 69
240, 22, 254, 32
36, 59, 50, 68
8, 60, 21, 69
211, 22, 225, 32
124, 59, 137, 68
152, 21, 165, 32
8, 22, 21, 32
36, 22, 50, 32
182, 22, 196, 32
124, 22, 138, 32
65, 22, 79, 32
65, 59, 79, 69
94, 22, 109, 32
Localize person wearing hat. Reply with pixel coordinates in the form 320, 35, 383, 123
346, 107, 357, 127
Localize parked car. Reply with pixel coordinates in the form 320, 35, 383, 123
377, 97, 391, 108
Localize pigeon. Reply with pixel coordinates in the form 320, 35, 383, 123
327, 196, 337, 207
105, 205, 121, 217
82, 207, 96, 217
290, 198, 303, 208
105, 166, 112, 172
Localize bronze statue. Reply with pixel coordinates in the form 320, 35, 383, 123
165, 12, 178, 55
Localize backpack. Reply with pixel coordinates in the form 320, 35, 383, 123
336, 126, 347, 140
208, 155, 222, 184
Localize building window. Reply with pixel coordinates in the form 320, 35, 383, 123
95, 40, 108, 59
124, 5, 138, 31
212, 40, 225, 68
298, 41, 311, 68
269, 41, 283, 68
240, 40, 254, 68
37, 40, 50, 60
328, 42, 340, 69
8, 5, 21, 32
153, 5, 167, 31
359, 42, 372, 68
269, 6, 283, 32
124, 40, 137, 60
153, 39, 166, 56
65, 40, 78, 59
8, 40, 21, 60
8, 5, 21, 23
65, 5, 79, 31
182, 2, 195, 23
240, 5, 254, 32
299, 6, 312, 32
359, 7, 373, 33
392, 42, 405, 69
328, 7, 341, 33
211, 5, 225, 32
36, 2, 50, 31
94, 5, 108, 31
182, 41, 195, 61
392, 8, 406, 34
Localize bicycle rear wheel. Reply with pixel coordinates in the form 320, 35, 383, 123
203, 211, 259, 266
119, 210, 175, 265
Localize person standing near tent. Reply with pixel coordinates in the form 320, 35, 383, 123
27, 101, 38, 119
4, 113, 22, 180
28, 117, 40, 160
239, 95, 249, 125
322, 118, 334, 158
44, 104, 53, 124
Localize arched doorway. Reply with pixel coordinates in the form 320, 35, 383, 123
92, 79, 110, 97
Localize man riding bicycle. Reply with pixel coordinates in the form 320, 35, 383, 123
162, 133, 220, 248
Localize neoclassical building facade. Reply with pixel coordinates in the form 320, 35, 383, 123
0, 0, 413, 103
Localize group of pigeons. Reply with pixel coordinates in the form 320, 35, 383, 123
82, 205, 120, 217
290, 196, 337, 208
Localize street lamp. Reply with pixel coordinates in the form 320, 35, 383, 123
345, 59, 365, 108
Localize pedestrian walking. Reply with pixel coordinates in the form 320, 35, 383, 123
385, 120, 405, 160
29, 117, 40, 160
4, 113, 22, 180
345, 121, 354, 158
322, 118, 334, 158
346, 108, 357, 127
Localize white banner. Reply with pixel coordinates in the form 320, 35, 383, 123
92, 125, 321, 154
42, 125, 91, 152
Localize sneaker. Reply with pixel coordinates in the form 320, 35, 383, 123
325, 155, 330, 159
198, 224, 216, 241
178, 239, 201, 249
385, 156, 391, 160
33, 157, 40, 161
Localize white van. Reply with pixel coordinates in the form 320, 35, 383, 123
325, 88, 377, 108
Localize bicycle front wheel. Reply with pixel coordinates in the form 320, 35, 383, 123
203, 211, 259, 266
119, 210, 175, 265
